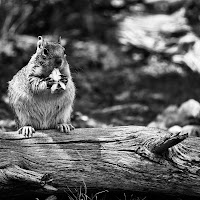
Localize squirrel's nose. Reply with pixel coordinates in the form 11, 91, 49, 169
55, 58, 62, 67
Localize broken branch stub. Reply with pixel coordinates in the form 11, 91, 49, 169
150, 132, 188, 154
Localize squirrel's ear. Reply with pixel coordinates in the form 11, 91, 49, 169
37, 36, 44, 49
58, 36, 61, 44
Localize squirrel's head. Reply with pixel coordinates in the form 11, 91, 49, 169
31, 36, 70, 77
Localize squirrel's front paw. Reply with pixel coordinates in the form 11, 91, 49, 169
39, 81, 48, 91
45, 74, 68, 93
57, 123, 74, 133
18, 126, 35, 138
45, 77, 54, 89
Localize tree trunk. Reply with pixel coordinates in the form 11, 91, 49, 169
0, 126, 200, 198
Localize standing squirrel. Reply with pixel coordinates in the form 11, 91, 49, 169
8, 36, 75, 137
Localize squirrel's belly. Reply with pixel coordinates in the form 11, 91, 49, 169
26, 96, 66, 129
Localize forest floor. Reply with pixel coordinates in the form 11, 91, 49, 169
73, 55, 200, 127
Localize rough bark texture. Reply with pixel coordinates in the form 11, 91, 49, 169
0, 126, 200, 198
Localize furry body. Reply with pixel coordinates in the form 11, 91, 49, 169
8, 36, 75, 135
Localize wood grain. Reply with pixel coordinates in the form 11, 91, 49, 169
0, 126, 199, 197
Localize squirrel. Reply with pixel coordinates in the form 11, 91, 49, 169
8, 36, 75, 137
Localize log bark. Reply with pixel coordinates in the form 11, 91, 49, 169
0, 126, 200, 198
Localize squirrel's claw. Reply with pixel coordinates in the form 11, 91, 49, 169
57, 124, 74, 133
18, 126, 35, 138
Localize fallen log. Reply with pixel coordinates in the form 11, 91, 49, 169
0, 126, 200, 198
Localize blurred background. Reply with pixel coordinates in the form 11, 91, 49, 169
1, 0, 200, 132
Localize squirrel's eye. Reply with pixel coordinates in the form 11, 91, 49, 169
43, 48, 49, 56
